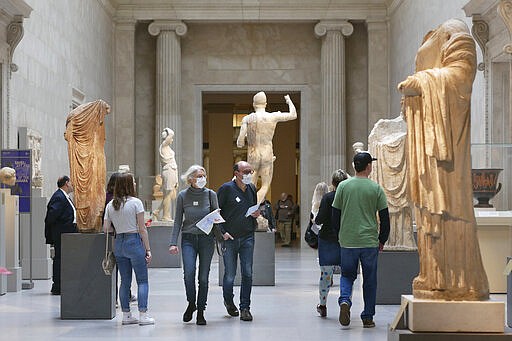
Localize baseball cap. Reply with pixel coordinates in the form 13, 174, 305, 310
353, 152, 377, 171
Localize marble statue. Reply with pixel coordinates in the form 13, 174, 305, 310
237, 92, 297, 204
64, 99, 110, 233
0, 167, 16, 186
152, 128, 179, 222
26, 128, 43, 188
367, 116, 417, 251
398, 19, 489, 300
152, 174, 163, 201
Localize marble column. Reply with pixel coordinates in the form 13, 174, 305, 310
148, 20, 187, 173
113, 19, 136, 170
367, 19, 389, 128
314, 20, 353, 181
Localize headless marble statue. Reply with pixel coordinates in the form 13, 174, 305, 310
65, 99, 109, 233
152, 128, 178, 223
398, 19, 488, 300
237, 92, 297, 204
367, 116, 416, 251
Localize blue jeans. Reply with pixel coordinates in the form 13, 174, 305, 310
338, 247, 379, 320
222, 233, 255, 310
114, 233, 149, 312
181, 233, 215, 311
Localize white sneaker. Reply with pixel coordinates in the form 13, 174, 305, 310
122, 312, 139, 325
139, 312, 155, 326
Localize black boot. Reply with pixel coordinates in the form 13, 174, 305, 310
183, 302, 196, 322
196, 310, 206, 325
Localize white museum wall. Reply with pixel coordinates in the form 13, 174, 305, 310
9, 0, 114, 197
388, 0, 486, 144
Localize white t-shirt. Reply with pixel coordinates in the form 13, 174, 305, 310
104, 196, 144, 234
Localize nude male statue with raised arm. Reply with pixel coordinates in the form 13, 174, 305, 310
236, 91, 297, 204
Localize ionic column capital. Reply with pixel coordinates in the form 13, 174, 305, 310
148, 20, 187, 37
314, 20, 353, 38
498, 0, 512, 54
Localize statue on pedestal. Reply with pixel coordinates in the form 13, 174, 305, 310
367, 116, 416, 251
64, 99, 110, 233
398, 19, 488, 300
152, 128, 179, 223
236, 91, 297, 204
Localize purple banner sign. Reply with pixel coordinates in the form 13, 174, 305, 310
1, 149, 31, 212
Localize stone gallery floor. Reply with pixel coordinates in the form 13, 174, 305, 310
0, 246, 509, 340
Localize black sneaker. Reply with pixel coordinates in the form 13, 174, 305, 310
224, 301, 239, 317
240, 309, 253, 321
196, 310, 206, 325
339, 302, 350, 327
362, 318, 375, 328
183, 303, 196, 322
316, 304, 327, 317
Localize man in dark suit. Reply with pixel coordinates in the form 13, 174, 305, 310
45, 175, 77, 295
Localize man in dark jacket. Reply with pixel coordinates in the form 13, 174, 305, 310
44, 175, 77, 295
218, 161, 260, 322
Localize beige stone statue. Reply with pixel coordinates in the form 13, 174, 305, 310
0, 167, 16, 186
152, 128, 178, 222
398, 19, 489, 300
64, 99, 110, 233
367, 116, 417, 251
152, 174, 163, 201
237, 92, 297, 204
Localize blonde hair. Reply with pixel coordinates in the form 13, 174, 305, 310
311, 182, 328, 218
180, 165, 206, 184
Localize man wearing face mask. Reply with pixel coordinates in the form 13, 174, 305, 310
217, 161, 261, 322
169, 165, 218, 325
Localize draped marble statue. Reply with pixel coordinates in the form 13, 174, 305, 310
237, 91, 297, 204
368, 116, 417, 251
64, 99, 110, 233
398, 19, 489, 300
152, 128, 178, 222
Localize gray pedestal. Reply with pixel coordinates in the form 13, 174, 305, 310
218, 232, 275, 286
21, 195, 51, 279
61, 233, 116, 319
388, 328, 512, 340
377, 251, 419, 304
147, 224, 181, 268
508, 256, 512, 328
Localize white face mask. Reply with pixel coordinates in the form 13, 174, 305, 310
242, 173, 252, 185
195, 176, 207, 189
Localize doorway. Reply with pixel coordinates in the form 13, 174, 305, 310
202, 91, 301, 245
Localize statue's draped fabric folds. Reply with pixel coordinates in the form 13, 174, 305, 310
399, 19, 489, 300
64, 99, 110, 233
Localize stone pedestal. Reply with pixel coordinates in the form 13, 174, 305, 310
61, 233, 116, 319
508, 256, 512, 328
402, 295, 504, 333
475, 210, 512, 293
388, 328, 512, 340
1, 189, 21, 292
377, 251, 419, 304
0, 190, 7, 295
21, 194, 51, 279
218, 232, 275, 286
147, 223, 181, 268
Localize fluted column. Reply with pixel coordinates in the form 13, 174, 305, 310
148, 20, 187, 172
315, 20, 353, 182
367, 19, 389, 129
113, 19, 136, 170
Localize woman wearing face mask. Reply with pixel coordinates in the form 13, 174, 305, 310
169, 165, 218, 325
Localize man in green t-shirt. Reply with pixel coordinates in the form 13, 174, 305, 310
332, 152, 390, 329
